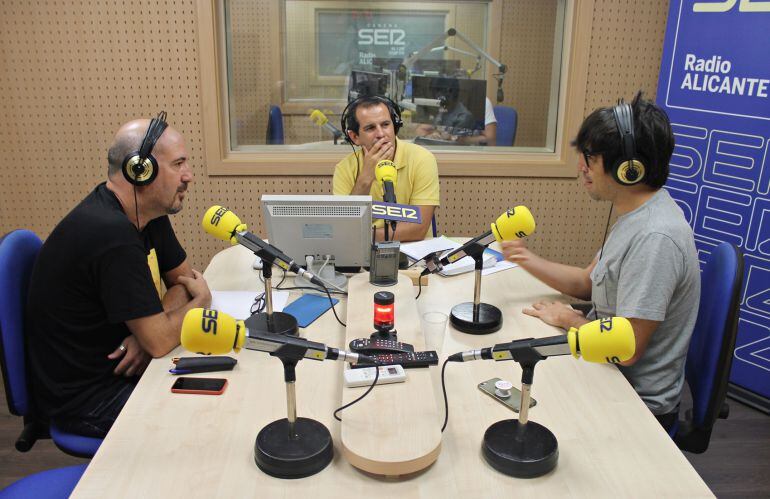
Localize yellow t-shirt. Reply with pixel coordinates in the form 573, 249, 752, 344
332, 139, 440, 228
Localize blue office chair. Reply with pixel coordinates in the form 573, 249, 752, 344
673, 242, 744, 453
0, 464, 87, 498
0, 230, 102, 458
266, 105, 284, 145
493, 105, 518, 147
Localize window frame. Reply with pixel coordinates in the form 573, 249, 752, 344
197, 0, 593, 177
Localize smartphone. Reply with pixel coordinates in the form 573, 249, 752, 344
170, 377, 228, 395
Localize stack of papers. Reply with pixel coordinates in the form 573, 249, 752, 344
400, 236, 517, 277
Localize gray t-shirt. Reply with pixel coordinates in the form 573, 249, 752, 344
589, 189, 700, 415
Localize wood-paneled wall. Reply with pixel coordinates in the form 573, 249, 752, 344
0, 0, 670, 273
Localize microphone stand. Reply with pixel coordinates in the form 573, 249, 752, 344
482, 352, 558, 478
245, 256, 299, 336
254, 351, 333, 478
448, 241, 502, 334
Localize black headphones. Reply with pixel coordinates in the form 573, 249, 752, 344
610, 100, 645, 185
122, 111, 168, 186
340, 95, 403, 146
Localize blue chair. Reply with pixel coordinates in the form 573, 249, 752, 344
0, 464, 87, 498
673, 242, 744, 453
0, 230, 102, 458
266, 105, 284, 145
493, 105, 518, 146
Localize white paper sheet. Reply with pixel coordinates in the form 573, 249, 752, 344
210, 290, 290, 320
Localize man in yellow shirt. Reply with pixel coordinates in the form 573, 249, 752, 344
333, 96, 440, 242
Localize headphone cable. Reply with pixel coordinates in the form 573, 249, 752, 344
133, 185, 141, 231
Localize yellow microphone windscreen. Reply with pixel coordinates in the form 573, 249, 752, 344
202, 205, 246, 245
375, 160, 398, 185
309, 109, 328, 126
181, 308, 244, 355
568, 317, 635, 363
490, 206, 536, 242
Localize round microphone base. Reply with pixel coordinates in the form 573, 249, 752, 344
254, 417, 333, 479
482, 419, 558, 478
450, 302, 502, 335
245, 311, 298, 336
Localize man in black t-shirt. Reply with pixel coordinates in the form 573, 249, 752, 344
27, 117, 212, 438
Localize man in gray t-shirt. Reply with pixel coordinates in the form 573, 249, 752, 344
501, 92, 700, 430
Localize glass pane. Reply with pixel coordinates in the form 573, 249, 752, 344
224, 0, 565, 152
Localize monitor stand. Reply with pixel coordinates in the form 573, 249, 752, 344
294, 259, 348, 295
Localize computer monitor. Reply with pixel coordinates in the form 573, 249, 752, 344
348, 70, 390, 102
411, 76, 486, 133
261, 195, 372, 291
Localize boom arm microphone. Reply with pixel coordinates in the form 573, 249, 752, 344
182, 308, 368, 364
309, 110, 343, 141
447, 317, 635, 364
202, 205, 345, 293
422, 206, 535, 275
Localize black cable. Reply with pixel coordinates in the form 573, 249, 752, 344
257, 267, 287, 288
271, 283, 347, 328
440, 358, 451, 432
322, 284, 347, 328
415, 273, 424, 299
133, 185, 141, 231
333, 363, 379, 421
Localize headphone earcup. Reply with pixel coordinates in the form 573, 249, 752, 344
612, 159, 645, 185
122, 152, 158, 186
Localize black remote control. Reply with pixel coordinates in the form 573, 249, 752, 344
352, 351, 439, 369
349, 338, 415, 354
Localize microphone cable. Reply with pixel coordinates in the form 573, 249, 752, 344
333, 363, 380, 421
258, 265, 348, 327
415, 274, 424, 299
440, 358, 451, 432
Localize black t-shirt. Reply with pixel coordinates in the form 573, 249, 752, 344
27, 183, 186, 419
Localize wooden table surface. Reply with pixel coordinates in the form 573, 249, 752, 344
71, 244, 713, 498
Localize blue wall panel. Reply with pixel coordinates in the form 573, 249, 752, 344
656, 0, 770, 402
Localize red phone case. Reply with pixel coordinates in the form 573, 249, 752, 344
170, 378, 228, 395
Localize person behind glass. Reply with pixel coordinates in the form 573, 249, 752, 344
26, 113, 212, 438
333, 95, 440, 242
501, 91, 700, 431
416, 97, 497, 145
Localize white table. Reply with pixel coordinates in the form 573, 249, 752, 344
72, 244, 713, 498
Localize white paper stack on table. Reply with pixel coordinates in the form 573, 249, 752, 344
400, 236, 517, 277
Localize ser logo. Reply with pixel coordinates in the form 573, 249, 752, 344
358, 28, 406, 46
694, 0, 770, 12
371, 203, 420, 221
209, 206, 229, 226
599, 317, 614, 332
201, 309, 218, 335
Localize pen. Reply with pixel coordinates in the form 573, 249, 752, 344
169, 369, 191, 375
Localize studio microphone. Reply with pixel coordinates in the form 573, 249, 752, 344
375, 160, 398, 232
375, 160, 397, 204
309, 109, 343, 141
182, 308, 368, 364
202, 205, 345, 292
448, 317, 635, 364
422, 206, 536, 275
